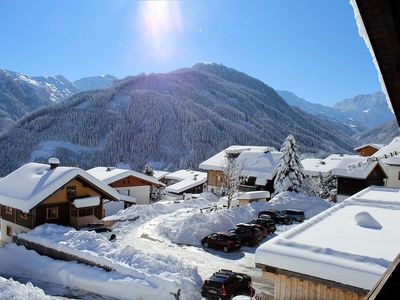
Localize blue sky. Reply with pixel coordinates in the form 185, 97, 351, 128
0, 0, 381, 106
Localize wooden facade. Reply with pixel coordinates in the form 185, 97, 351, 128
110, 175, 162, 189
354, 145, 380, 157
337, 165, 386, 196
207, 170, 275, 194
257, 264, 368, 300
0, 176, 111, 231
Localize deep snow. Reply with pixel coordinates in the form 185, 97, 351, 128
0, 276, 54, 300
0, 191, 332, 300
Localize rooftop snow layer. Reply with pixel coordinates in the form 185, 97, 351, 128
301, 154, 355, 177
199, 145, 281, 184
354, 143, 385, 151
87, 167, 165, 187
331, 155, 386, 179
373, 137, 400, 166
164, 169, 206, 182
237, 191, 270, 200
255, 186, 400, 290
72, 196, 100, 208
152, 170, 170, 180
0, 163, 119, 212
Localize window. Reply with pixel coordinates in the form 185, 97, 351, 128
5, 206, 12, 215
20, 212, 27, 220
46, 207, 58, 220
6, 225, 12, 237
67, 186, 76, 198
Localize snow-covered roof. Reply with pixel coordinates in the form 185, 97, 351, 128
72, 196, 100, 208
301, 154, 349, 177
152, 170, 170, 180
354, 143, 385, 151
0, 163, 119, 213
373, 137, 400, 166
237, 191, 270, 200
164, 169, 206, 182
331, 155, 387, 179
165, 170, 207, 194
87, 167, 165, 187
255, 186, 400, 290
119, 194, 137, 203
199, 146, 281, 185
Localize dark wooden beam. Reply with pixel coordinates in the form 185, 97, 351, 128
355, 0, 400, 125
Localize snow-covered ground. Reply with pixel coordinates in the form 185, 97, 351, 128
0, 192, 332, 300
0, 276, 55, 300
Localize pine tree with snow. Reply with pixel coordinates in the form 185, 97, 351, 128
223, 153, 242, 208
143, 164, 154, 176
273, 134, 305, 194
318, 171, 336, 199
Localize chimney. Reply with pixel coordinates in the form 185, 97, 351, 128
48, 157, 60, 169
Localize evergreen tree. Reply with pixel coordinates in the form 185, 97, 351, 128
223, 153, 242, 208
318, 171, 336, 199
274, 134, 305, 194
143, 164, 154, 176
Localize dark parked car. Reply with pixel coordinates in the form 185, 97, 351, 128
81, 224, 116, 241
248, 216, 276, 234
281, 209, 305, 223
237, 223, 268, 238
201, 232, 241, 253
228, 225, 263, 246
258, 209, 292, 225
201, 269, 252, 300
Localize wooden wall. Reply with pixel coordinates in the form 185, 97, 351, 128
207, 170, 225, 187
355, 146, 379, 157
269, 272, 366, 300
110, 175, 158, 188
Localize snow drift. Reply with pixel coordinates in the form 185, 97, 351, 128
158, 192, 332, 246
0, 276, 52, 300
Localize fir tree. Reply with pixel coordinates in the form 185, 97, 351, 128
274, 134, 305, 194
143, 164, 154, 176
223, 153, 242, 208
318, 171, 336, 199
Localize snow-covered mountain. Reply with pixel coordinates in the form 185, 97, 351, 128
73, 74, 117, 92
0, 70, 119, 133
277, 90, 395, 130
0, 69, 77, 133
0, 63, 356, 176
353, 119, 400, 145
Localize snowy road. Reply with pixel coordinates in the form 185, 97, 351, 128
114, 206, 277, 296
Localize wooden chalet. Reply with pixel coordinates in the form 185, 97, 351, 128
87, 167, 165, 212
199, 146, 282, 196
255, 187, 400, 300
0, 159, 119, 244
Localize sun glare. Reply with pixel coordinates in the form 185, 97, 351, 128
137, 1, 183, 61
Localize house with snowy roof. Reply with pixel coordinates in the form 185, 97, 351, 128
302, 154, 352, 177
255, 186, 400, 299
0, 159, 119, 244
164, 170, 207, 197
87, 167, 165, 213
331, 156, 387, 201
371, 137, 400, 189
199, 146, 282, 195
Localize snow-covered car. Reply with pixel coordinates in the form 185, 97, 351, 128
201, 269, 252, 300
80, 224, 116, 241
248, 216, 276, 233
201, 232, 241, 253
228, 225, 263, 247
236, 223, 268, 238
258, 209, 292, 225
280, 209, 305, 223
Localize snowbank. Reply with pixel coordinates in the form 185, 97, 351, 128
0, 276, 52, 300
104, 192, 218, 223
159, 192, 332, 246
18, 224, 202, 300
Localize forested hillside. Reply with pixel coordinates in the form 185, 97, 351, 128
0, 63, 356, 175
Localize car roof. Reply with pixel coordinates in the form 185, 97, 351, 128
282, 209, 304, 213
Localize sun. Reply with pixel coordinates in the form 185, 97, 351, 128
136, 1, 183, 61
